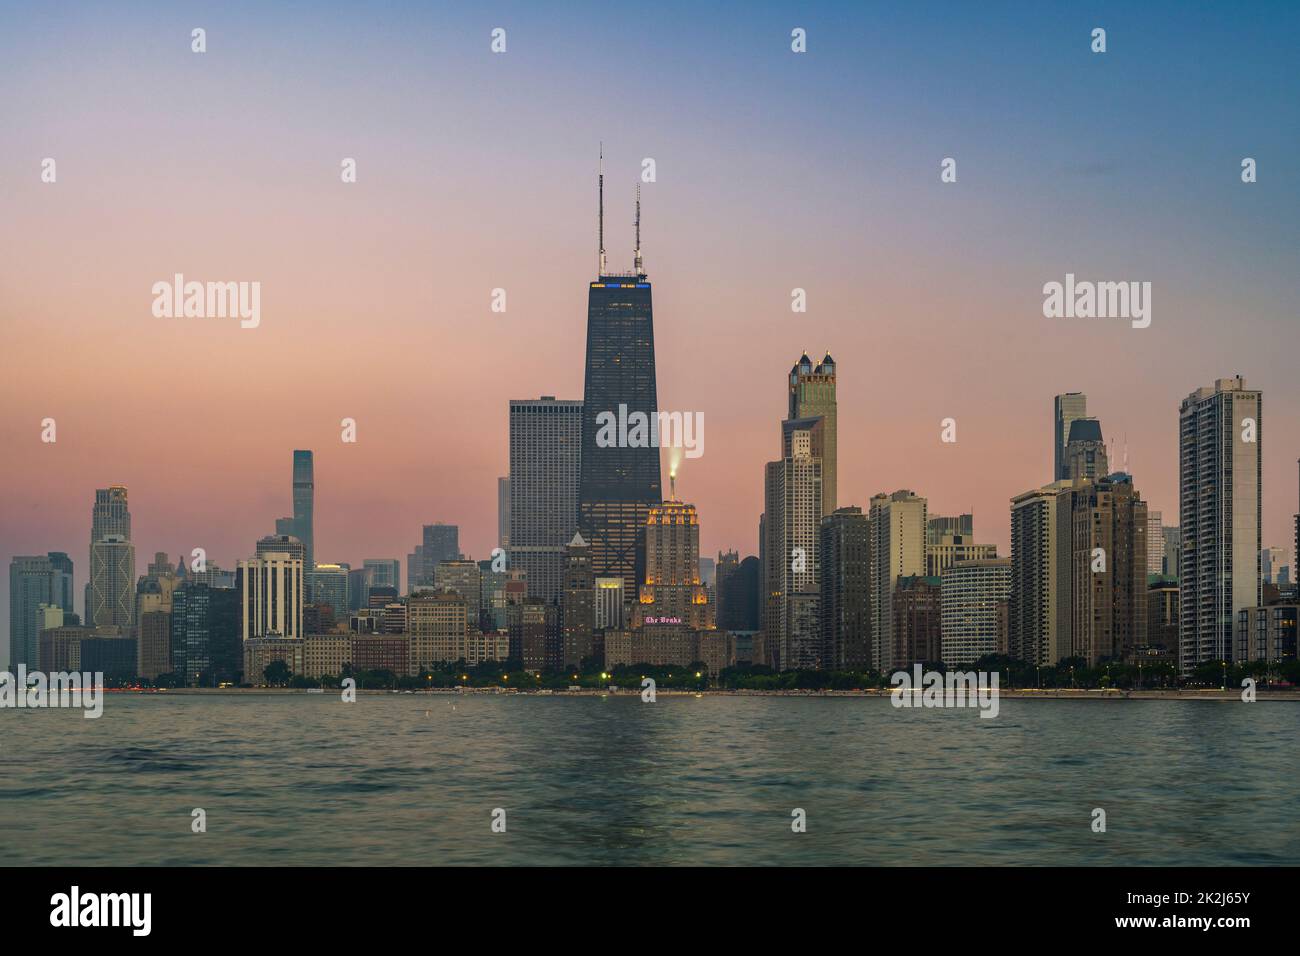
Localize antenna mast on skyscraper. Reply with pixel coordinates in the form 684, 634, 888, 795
634, 182, 643, 275
598, 144, 607, 276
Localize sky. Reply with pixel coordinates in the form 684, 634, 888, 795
2, 1, 1298, 663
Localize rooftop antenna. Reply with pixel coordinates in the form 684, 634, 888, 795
634, 182, 643, 275
598, 144, 607, 276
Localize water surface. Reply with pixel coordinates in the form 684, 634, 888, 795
2, 694, 1295, 865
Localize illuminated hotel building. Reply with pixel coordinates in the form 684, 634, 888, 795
636, 488, 712, 629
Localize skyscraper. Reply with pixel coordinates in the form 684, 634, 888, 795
310, 563, 349, 622
762, 425, 824, 670
893, 576, 942, 668
47, 552, 75, 616
363, 559, 402, 593
578, 152, 662, 601
9, 555, 56, 669
1054, 393, 1088, 481
237, 546, 305, 641
90, 538, 136, 630
925, 514, 997, 577
789, 352, 838, 513
1146, 511, 1165, 576
498, 477, 511, 549
1010, 480, 1081, 665
869, 490, 928, 673
292, 450, 315, 584
171, 581, 239, 686
561, 532, 595, 668
820, 507, 870, 670
941, 557, 1011, 667
509, 397, 582, 604
1179, 377, 1262, 674
434, 559, 482, 623
91, 485, 131, 541
88, 486, 135, 629
1071, 473, 1148, 666
1063, 417, 1109, 480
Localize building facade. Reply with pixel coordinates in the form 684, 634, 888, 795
869, 490, 928, 673
509, 397, 583, 604
1179, 377, 1262, 673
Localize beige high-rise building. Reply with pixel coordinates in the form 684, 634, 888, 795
925, 514, 997, 577
762, 425, 823, 670
1146, 512, 1165, 576
788, 352, 837, 513
434, 559, 482, 624
869, 490, 928, 673
137, 609, 172, 679
408, 590, 470, 674
1010, 480, 1084, 665
304, 634, 352, 679
1071, 474, 1149, 666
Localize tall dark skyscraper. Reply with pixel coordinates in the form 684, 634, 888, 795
292, 450, 315, 583
577, 151, 661, 599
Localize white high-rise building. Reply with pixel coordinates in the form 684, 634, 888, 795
1146, 511, 1165, 576
941, 558, 1011, 667
1179, 377, 1261, 674
869, 490, 928, 673
238, 550, 305, 641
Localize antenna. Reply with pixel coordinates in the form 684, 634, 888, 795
634, 182, 643, 275
598, 144, 607, 276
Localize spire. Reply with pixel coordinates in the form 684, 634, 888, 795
598, 143, 607, 276
634, 182, 643, 275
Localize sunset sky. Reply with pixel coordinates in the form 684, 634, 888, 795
3, 1, 1298, 660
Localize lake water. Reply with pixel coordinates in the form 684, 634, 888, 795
2, 694, 1296, 865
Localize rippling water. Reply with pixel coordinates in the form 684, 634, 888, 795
2, 694, 1296, 865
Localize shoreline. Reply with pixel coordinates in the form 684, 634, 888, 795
105, 687, 1300, 701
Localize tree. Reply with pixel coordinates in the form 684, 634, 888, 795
263, 659, 293, 687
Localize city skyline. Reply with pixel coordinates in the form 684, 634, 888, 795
3, 2, 1299, 664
